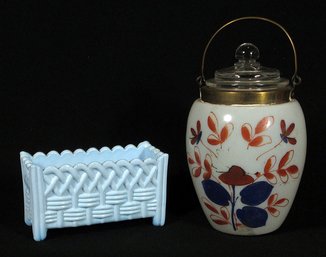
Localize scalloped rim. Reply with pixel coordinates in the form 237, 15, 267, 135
20, 141, 165, 168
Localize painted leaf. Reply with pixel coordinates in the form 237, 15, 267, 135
203, 172, 211, 180
255, 116, 274, 134
204, 154, 212, 172
192, 167, 201, 177
203, 154, 212, 180
188, 156, 195, 165
202, 180, 230, 206
220, 123, 234, 142
204, 201, 219, 214
221, 208, 229, 220
278, 169, 289, 183
240, 181, 273, 206
211, 218, 229, 225
194, 146, 201, 164
274, 198, 289, 207
220, 126, 228, 142
191, 136, 197, 145
267, 206, 280, 217
279, 150, 294, 169
287, 165, 299, 175
196, 120, 201, 133
249, 135, 272, 147
190, 122, 202, 144
191, 128, 196, 136
241, 124, 252, 142
208, 112, 218, 133
236, 206, 268, 228
264, 173, 277, 184
280, 120, 286, 134
207, 134, 222, 145
264, 155, 276, 173
277, 168, 287, 177
287, 137, 297, 145
268, 193, 278, 206
286, 123, 295, 135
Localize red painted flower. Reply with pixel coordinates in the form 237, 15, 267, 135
266, 193, 289, 217
280, 120, 297, 145
219, 166, 254, 186
190, 120, 202, 145
241, 116, 274, 148
256, 119, 297, 160
187, 146, 213, 179
256, 150, 299, 184
207, 112, 234, 146
210, 208, 230, 225
276, 150, 299, 183
261, 155, 277, 184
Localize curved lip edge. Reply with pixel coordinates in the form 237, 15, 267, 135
20, 141, 166, 170
205, 77, 289, 90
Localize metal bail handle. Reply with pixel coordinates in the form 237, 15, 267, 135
198, 16, 302, 88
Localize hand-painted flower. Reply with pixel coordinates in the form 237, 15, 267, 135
219, 166, 254, 186
280, 120, 297, 145
190, 120, 202, 145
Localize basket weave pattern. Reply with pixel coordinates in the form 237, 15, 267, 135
20, 142, 168, 241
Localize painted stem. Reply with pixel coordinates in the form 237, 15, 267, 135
230, 185, 237, 231
200, 139, 218, 158
256, 140, 282, 160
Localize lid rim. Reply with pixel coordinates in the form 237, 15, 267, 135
206, 77, 290, 89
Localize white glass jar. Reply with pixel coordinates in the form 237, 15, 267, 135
186, 17, 306, 235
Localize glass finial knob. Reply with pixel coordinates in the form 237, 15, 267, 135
235, 43, 260, 61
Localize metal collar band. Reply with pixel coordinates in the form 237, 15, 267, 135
200, 86, 293, 105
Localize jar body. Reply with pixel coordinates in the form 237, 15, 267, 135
186, 99, 306, 235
